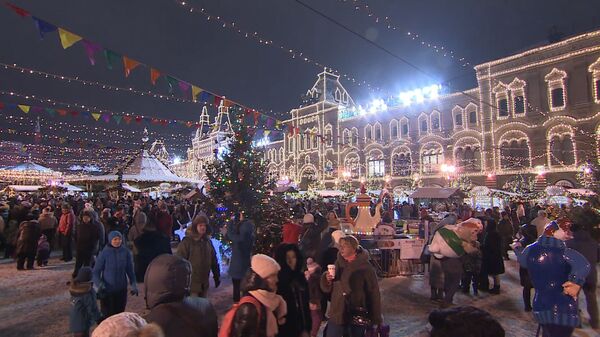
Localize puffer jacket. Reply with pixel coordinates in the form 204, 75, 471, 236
93, 244, 136, 292
230, 271, 269, 337
69, 282, 101, 333
176, 228, 220, 294
144, 254, 218, 337
320, 247, 382, 326
15, 220, 41, 255
58, 211, 76, 236
38, 213, 57, 231
134, 230, 172, 281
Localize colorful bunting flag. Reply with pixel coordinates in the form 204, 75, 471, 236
123, 115, 132, 124
123, 56, 141, 77
57, 109, 67, 116
178, 80, 190, 94
150, 68, 161, 85
82, 40, 102, 65
6, 3, 30, 17
191, 85, 202, 101
214, 96, 222, 107
200, 91, 211, 103
135, 116, 142, 123
18, 104, 30, 113
70, 110, 79, 117
102, 114, 111, 123
45, 108, 56, 116
104, 50, 121, 70
0, 102, 4, 110
32, 17, 56, 39
165, 76, 179, 93
80, 111, 91, 119
58, 28, 82, 49
91, 113, 101, 121
113, 115, 122, 124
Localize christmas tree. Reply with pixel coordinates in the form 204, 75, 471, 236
204, 108, 277, 254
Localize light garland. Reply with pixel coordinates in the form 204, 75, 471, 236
169, 0, 382, 92
335, 0, 471, 67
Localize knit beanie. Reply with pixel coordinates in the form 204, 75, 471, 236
251, 254, 281, 279
74, 266, 93, 283
303, 213, 314, 224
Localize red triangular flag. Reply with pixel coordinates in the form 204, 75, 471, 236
214, 95, 222, 107
123, 115, 132, 124
57, 109, 67, 116
135, 116, 143, 123
123, 56, 141, 77
6, 3, 30, 17
150, 68, 161, 85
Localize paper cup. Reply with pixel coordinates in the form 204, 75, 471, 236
327, 264, 336, 278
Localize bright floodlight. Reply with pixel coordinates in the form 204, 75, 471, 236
414, 89, 425, 103
399, 92, 412, 106
428, 84, 440, 99
369, 99, 387, 114
173, 156, 182, 165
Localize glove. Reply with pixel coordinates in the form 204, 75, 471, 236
130, 287, 139, 296
214, 278, 221, 288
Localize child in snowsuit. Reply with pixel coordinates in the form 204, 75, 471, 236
36, 234, 50, 267
305, 257, 323, 337
69, 266, 101, 337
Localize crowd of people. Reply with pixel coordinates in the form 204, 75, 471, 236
0, 192, 598, 337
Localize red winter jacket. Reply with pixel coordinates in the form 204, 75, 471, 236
282, 221, 303, 244
58, 211, 76, 236
155, 210, 173, 238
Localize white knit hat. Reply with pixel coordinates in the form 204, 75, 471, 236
331, 230, 345, 245
251, 254, 281, 279
303, 213, 314, 224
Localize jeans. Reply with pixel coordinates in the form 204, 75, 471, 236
100, 289, 128, 319
326, 321, 366, 337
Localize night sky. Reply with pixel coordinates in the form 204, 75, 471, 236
1, 0, 600, 169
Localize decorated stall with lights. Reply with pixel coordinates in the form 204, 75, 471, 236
0, 161, 62, 185
469, 186, 506, 210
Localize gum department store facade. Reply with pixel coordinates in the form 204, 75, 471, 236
172, 30, 600, 192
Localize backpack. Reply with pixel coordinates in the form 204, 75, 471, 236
218, 295, 262, 337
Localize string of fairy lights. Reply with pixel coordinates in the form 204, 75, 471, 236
169, 0, 382, 93
335, 0, 472, 67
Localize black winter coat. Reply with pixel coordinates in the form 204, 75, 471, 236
75, 220, 101, 254
16, 220, 41, 255
145, 254, 218, 337
230, 271, 270, 337
134, 230, 172, 281
482, 224, 505, 276
276, 246, 311, 337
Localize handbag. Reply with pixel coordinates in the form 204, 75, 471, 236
345, 296, 372, 327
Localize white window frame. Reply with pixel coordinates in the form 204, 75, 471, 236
430, 110, 442, 132
399, 117, 409, 139
465, 103, 478, 127
324, 124, 333, 147
544, 68, 567, 112
588, 58, 600, 104
351, 127, 359, 145
389, 119, 399, 140
509, 78, 527, 116
364, 124, 373, 141
452, 105, 464, 130
492, 82, 510, 120
418, 113, 429, 136
373, 122, 383, 141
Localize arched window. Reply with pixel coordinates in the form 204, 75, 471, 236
367, 150, 385, 177
421, 143, 443, 174
499, 135, 530, 170
279, 148, 284, 163
545, 68, 567, 111
365, 124, 373, 141
509, 78, 527, 116
549, 134, 575, 167
493, 83, 510, 119
344, 153, 360, 178
400, 118, 409, 138
455, 144, 481, 172
324, 125, 333, 147
299, 134, 304, 151
351, 128, 359, 145
418, 114, 428, 135
391, 149, 412, 176
390, 119, 399, 139
374, 123, 382, 140
589, 57, 600, 103
430, 111, 441, 132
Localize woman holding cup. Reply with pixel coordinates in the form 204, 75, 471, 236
320, 235, 382, 337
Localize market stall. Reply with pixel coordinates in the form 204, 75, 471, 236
470, 186, 505, 210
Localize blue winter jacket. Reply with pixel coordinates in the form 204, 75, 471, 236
69, 284, 101, 333
515, 235, 590, 327
227, 220, 255, 279
93, 244, 136, 292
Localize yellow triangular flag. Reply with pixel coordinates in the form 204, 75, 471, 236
192, 85, 202, 101
91, 112, 101, 121
58, 28, 82, 49
18, 105, 30, 113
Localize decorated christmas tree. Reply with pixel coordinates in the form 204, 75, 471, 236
204, 109, 277, 254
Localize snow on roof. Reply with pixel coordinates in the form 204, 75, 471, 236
6, 185, 42, 192
409, 187, 462, 199
2, 162, 54, 173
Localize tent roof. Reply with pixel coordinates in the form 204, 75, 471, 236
71, 150, 192, 183
6, 185, 42, 192
2, 162, 55, 173
409, 187, 462, 199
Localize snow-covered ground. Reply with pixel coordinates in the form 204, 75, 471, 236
0, 253, 597, 337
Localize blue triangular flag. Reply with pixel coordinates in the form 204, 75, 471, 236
32, 17, 57, 39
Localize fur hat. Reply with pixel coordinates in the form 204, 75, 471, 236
303, 213, 314, 224
251, 254, 280, 279
91, 312, 163, 337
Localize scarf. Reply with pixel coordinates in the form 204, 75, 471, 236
248, 289, 287, 337
344, 253, 357, 263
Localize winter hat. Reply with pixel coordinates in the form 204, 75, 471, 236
108, 231, 123, 241
457, 218, 483, 231
74, 266, 93, 283
331, 230, 345, 245
82, 209, 95, 219
303, 213, 314, 224
91, 312, 163, 337
251, 254, 281, 279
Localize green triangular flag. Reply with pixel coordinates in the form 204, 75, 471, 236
113, 115, 122, 124
45, 108, 56, 117
165, 75, 179, 93
104, 49, 122, 70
